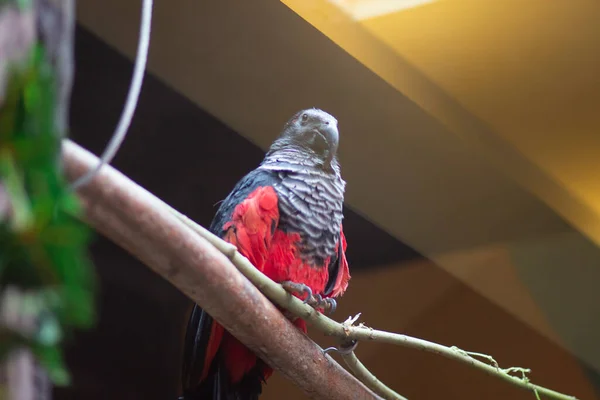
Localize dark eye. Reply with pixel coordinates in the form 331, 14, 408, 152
301, 113, 308, 122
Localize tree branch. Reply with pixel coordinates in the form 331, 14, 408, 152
166, 186, 578, 400
61, 139, 578, 400
340, 350, 407, 400
60, 139, 382, 400
340, 326, 575, 400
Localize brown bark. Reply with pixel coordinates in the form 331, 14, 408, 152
61, 139, 380, 400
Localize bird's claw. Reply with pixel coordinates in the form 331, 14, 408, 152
281, 281, 337, 315
308, 294, 337, 315
303, 292, 316, 305
317, 296, 337, 315
323, 339, 358, 355
281, 281, 313, 303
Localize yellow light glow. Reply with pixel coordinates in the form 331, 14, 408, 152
327, 0, 437, 20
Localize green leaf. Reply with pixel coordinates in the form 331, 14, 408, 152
37, 314, 62, 346
0, 41, 97, 384
35, 344, 71, 386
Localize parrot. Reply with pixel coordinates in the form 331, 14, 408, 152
178, 108, 350, 400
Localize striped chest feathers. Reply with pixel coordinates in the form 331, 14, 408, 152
271, 169, 345, 267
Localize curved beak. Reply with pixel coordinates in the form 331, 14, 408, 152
317, 123, 339, 150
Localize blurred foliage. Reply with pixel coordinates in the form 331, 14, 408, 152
0, 38, 96, 385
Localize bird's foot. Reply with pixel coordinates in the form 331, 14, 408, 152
323, 339, 359, 355
281, 281, 337, 315
281, 281, 313, 302
314, 295, 337, 315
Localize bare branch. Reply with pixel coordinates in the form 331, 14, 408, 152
341, 327, 576, 400
61, 139, 382, 400
62, 139, 578, 400
170, 204, 578, 400
340, 351, 407, 400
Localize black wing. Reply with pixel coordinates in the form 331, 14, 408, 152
323, 231, 343, 297
180, 168, 279, 399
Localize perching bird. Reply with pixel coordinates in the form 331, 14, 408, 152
179, 108, 350, 400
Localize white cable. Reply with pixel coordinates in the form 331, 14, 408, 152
71, 0, 153, 189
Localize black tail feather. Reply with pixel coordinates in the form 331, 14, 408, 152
179, 363, 262, 400
179, 303, 264, 400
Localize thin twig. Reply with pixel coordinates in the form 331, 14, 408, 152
340, 351, 408, 400
70, 0, 153, 189
340, 327, 576, 400
168, 194, 578, 400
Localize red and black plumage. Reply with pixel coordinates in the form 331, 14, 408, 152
179, 108, 350, 400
